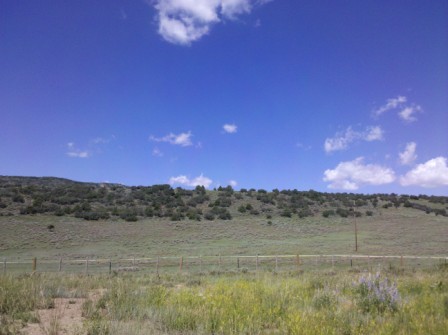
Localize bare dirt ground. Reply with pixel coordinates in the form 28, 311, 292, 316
21, 297, 85, 335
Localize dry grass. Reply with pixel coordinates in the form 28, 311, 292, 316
0, 206, 447, 262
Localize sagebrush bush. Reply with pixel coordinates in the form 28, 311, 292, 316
355, 272, 400, 313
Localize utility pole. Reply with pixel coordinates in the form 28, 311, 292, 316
350, 207, 358, 252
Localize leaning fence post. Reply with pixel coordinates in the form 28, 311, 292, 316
32, 257, 37, 272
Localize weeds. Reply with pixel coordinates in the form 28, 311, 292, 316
1, 268, 447, 334
354, 272, 400, 313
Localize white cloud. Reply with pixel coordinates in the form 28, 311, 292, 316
169, 173, 213, 188
324, 128, 357, 153
296, 142, 312, 151
373, 96, 422, 123
364, 126, 384, 141
323, 157, 395, 190
150, 131, 193, 147
373, 96, 407, 117
221, 0, 251, 18
400, 157, 448, 188
153, 0, 271, 45
91, 137, 111, 144
66, 142, 90, 158
229, 180, 238, 187
398, 105, 421, 123
399, 142, 417, 165
152, 147, 164, 157
324, 126, 383, 153
223, 123, 237, 133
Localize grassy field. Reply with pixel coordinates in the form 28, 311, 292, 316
0, 206, 447, 261
1, 189, 447, 334
1, 267, 447, 334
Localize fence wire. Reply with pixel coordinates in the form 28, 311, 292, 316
2, 254, 447, 275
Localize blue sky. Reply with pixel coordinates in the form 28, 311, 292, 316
1, 0, 447, 195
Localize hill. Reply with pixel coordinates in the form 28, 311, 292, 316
1, 176, 447, 222
1, 176, 447, 259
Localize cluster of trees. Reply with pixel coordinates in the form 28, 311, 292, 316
0, 176, 447, 222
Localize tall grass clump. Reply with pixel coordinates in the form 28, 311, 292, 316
0, 275, 40, 334
354, 272, 400, 313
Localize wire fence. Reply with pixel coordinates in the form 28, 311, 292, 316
1, 254, 447, 275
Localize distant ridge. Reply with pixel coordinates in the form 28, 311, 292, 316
0, 175, 447, 222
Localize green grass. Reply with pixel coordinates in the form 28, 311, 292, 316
0, 206, 447, 261
71, 267, 448, 334
1, 267, 447, 334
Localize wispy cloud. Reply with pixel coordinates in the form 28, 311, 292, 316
152, 0, 273, 45
90, 136, 115, 145
373, 96, 422, 122
398, 105, 421, 123
66, 142, 90, 158
169, 173, 213, 188
150, 131, 193, 147
223, 123, 238, 134
229, 179, 238, 187
152, 147, 164, 157
400, 157, 448, 188
373, 96, 407, 117
323, 157, 395, 190
324, 126, 384, 153
399, 142, 417, 165
296, 142, 312, 151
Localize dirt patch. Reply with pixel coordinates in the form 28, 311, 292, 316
21, 298, 85, 335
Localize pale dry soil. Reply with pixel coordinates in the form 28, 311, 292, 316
21, 290, 104, 335
21, 297, 85, 335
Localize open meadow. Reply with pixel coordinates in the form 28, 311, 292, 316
1, 206, 447, 261
1, 179, 447, 334
1, 267, 447, 335
1, 207, 447, 334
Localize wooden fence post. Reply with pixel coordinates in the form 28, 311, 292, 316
400, 255, 404, 268
296, 254, 300, 271
275, 256, 278, 272
109, 259, 112, 275
156, 257, 160, 276
331, 255, 334, 269
32, 257, 37, 272
237, 257, 240, 269
179, 256, 183, 273
256, 254, 259, 272
200, 256, 203, 273
219, 254, 222, 270
3, 258, 6, 274
58, 258, 62, 272
85, 258, 88, 275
